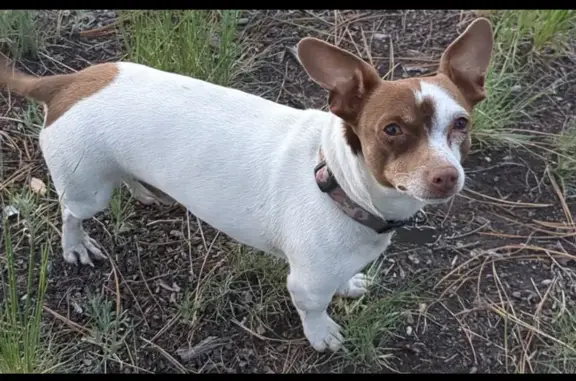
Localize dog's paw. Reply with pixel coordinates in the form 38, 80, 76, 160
303, 313, 344, 352
63, 235, 106, 267
336, 273, 371, 298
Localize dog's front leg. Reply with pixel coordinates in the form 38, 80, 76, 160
287, 265, 353, 352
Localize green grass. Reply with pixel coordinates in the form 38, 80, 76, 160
121, 10, 241, 86
0, 190, 61, 373
109, 187, 135, 237
0, 10, 42, 58
472, 10, 573, 145
513, 10, 575, 53
83, 294, 133, 372
332, 259, 429, 370
553, 121, 576, 196
546, 304, 576, 373
472, 10, 576, 190
20, 102, 44, 135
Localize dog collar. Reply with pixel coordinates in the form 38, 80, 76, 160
314, 150, 426, 234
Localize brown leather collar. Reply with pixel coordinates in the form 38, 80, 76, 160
314, 149, 426, 234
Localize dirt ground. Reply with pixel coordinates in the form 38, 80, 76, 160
1, 10, 575, 373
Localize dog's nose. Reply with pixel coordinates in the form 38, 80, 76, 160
428, 166, 459, 196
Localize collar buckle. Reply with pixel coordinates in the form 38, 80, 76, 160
375, 220, 407, 234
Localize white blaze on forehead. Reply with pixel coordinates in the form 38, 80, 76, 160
416, 81, 468, 137
413, 88, 424, 106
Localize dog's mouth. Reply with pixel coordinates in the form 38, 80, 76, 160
421, 195, 455, 204
394, 184, 458, 204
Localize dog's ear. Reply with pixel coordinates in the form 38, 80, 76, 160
438, 18, 494, 106
297, 37, 381, 123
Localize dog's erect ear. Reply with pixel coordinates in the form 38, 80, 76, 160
297, 37, 381, 123
438, 18, 494, 106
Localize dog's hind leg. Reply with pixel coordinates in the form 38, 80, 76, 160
58, 179, 116, 267
41, 136, 117, 266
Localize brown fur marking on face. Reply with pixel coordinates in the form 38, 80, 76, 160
419, 96, 435, 131
0, 60, 119, 127
352, 78, 439, 188
343, 123, 362, 155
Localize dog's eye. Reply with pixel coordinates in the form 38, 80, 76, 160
383, 124, 402, 136
454, 117, 468, 131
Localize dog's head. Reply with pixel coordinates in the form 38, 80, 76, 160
298, 18, 493, 204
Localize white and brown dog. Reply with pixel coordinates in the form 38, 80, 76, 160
0, 18, 493, 352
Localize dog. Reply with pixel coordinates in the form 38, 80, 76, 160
0, 18, 493, 352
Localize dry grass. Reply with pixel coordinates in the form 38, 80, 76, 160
0, 10, 43, 59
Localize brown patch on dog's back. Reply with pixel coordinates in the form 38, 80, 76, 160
0, 60, 118, 126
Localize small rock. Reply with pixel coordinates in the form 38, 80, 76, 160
256, 325, 266, 335
170, 230, 183, 238
374, 33, 390, 40
2, 205, 19, 218
470, 249, 481, 257
541, 279, 553, 286
404, 66, 429, 75
512, 291, 522, 299
418, 303, 427, 314
511, 85, 522, 93
237, 17, 249, 25
83, 358, 92, 366
470, 366, 478, 374
406, 326, 413, 336
475, 216, 490, 224
484, 156, 491, 162
72, 301, 83, 314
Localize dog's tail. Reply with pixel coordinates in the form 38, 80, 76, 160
0, 55, 65, 105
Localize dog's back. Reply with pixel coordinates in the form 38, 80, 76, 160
2, 60, 333, 252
